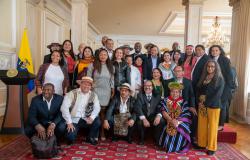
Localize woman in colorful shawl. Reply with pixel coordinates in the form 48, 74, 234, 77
72, 46, 94, 88
159, 82, 192, 153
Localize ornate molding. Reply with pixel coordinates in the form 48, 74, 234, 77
229, 0, 240, 7
0, 52, 16, 70
182, 0, 206, 6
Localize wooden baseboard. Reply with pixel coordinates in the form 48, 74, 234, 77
230, 115, 248, 124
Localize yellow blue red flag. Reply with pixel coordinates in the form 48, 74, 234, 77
16, 28, 35, 92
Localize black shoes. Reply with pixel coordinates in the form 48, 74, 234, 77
138, 141, 144, 145
193, 143, 206, 150
127, 137, 133, 144
86, 137, 98, 145
207, 150, 215, 155
112, 136, 118, 142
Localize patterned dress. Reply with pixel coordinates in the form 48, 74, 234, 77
159, 97, 192, 153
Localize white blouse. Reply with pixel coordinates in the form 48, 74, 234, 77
44, 64, 64, 95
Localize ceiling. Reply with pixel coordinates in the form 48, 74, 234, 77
88, 0, 232, 36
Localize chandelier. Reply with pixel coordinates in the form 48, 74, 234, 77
203, 16, 229, 48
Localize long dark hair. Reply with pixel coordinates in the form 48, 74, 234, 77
62, 40, 75, 60
173, 50, 183, 65
208, 45, 226, 57
48, 50, 65, 67
82, 46, 94, 59
152, 68, 163, 82
183, 45, 195, 66
197, 59, 223, 88
93, 48, 114, 75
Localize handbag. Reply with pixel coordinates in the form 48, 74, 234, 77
114, 112, 131, 136
31, 135, 58, 159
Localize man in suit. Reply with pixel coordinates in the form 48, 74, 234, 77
191, 45, 210, 90
25, 83, 64, 140
131, 42, 144, 61
136, 80, 165, 145
144, 45, 161, 80
106, 38, 114, 59
103, 83, 137, 143
190, 44, 209, 145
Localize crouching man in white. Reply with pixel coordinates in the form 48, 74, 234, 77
58, 76, 101, 145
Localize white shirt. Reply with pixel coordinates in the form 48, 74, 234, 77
107, 49, 113, 59
60, 89, 101, 124
176, 78, 183, 83
120, 97, 129, 113
43, 96, 53, 110
213, 55, 219, 62
44, 64, 64, 95
130, 65, 141, 97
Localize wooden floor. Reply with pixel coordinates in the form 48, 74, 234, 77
0, 117, 250, 159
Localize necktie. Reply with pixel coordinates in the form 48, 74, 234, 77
147, 95, 151, 102
146, 95, 151, 116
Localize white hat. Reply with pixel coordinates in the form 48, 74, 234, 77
118, 83, 131, 91
76, 76, 93, 85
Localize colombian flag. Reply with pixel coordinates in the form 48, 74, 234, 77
16, 28, 35, 92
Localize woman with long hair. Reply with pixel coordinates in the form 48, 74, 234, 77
113, 48, 131, 93
158, 51, 176, 80
172, 50, 183, 66
151, 68, 164, 98
62, 40, 76, 88
36, 50, 69, 95
87, 48, 114, 141
73, 46, 94, 88
183, 45, 197, 80
208, 45, 234, 131
196, 60, 224, 155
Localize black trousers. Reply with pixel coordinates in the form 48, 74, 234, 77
219, 100, 230, 126
137, 115, 165, 144
190, 113, 198, 144
57, 117, 101, 143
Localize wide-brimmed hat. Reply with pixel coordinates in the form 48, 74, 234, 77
76, 76, 93, 85
47, 43, 62, 49
168, 82, 184, 90
118, 83, 131, 91
144, 43, 154, 49
120, 45, 133, 51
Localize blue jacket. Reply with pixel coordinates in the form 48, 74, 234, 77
26, 94, 63, 127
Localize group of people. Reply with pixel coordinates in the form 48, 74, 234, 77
25, 36, 236, 155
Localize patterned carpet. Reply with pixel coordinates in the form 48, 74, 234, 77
0, 136, 248, 160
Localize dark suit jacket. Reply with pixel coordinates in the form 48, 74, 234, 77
192, 54, 210, 87
216, 55, 234, 101
163, 78, 195, 108
105, 96, 137, 121
135, 92, 161, 118
27, 94, 63, 128
143, 54, 161, 80
43, 54, 51, 64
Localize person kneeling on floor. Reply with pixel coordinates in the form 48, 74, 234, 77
25, 83, 64, 141
103, 83, 137, 143
59, 76, 101, 145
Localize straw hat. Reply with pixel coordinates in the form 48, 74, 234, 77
76, 76, 93, 85
118, 83, 132, 91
